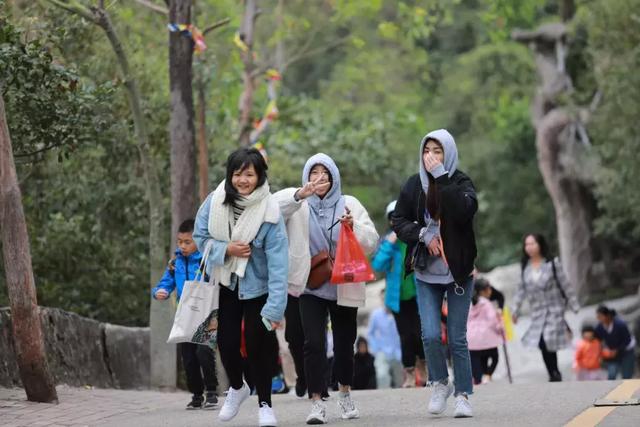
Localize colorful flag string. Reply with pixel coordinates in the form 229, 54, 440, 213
249, 69, 283, 159
168, 23, 207, 55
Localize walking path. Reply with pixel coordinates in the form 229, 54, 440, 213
2, 380, 639, 426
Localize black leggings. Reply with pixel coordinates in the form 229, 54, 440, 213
299, 294, 357, 396
285, 294, 306, 391
469, 348, 499, 384
539, 336, 561, 380
217, 285, 278, 407
392, 298, 425, 368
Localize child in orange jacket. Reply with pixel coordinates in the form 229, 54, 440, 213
574, 325, 605, 381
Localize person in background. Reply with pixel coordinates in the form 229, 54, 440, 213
152, 219, 218, 410
372, 200, 427, 388
467, 279, 503, 385
512, 233, 580, 382
574, 325, 605, 381
352, 337, 377, 390
595, 305, 636, 379
367, 289, 404, 388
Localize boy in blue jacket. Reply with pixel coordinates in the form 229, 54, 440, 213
152, 219, 218, 410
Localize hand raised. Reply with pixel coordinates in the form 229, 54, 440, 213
423, 152, 443, 173
296, 178, 331, 200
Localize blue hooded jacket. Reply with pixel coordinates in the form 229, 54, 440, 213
152, 249, 203, 301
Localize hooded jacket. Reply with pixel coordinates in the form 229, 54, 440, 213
391, 129, 478, 284
273, 153, 379, 307
152, 249, 203, 301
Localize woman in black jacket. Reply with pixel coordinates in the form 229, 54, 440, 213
392, 129, 477, 419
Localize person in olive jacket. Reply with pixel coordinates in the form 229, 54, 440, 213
392, 129, 478, 419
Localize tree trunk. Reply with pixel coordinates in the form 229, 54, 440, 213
197, 83, 209, 202
0, 93, 58, 403
513, 23, 595, 301
238, 0, 257, 146
93, 7, 172, 390
536, 109, 594, 300
46, 0, 172, 389
169, 0, 197, 236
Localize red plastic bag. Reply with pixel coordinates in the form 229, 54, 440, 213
330, 225, 375, 284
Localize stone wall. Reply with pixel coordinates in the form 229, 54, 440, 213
0, 307, 149, 389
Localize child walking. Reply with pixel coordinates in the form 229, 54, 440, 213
152, 219, 218, 410
467, 279, 503, 385
574, 325, 604, 381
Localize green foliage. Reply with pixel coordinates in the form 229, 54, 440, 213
577, 0, 640, 242
3, 0, 636, 324
0, 13, 112, 161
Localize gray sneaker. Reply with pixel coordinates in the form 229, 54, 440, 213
305, 400, 327, 425
428, 382, 453, 415
337, 393, 359, 420
454, 395, 473, 418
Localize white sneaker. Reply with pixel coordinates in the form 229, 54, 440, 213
218, 382, 250, 422
305, 400, 327, 425
454, 395, 473, 418
259, 402, 278, 427
337, 392, 359, 419
428, 382, 453, 415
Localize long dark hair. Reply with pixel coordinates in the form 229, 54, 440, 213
472, 278, 491, 305
224, 148, 268, 205
520, 233, 552, 273
425, 138, 441, 220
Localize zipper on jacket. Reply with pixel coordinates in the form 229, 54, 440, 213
185, 256, 189, 281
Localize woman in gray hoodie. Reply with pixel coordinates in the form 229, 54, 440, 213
275, 153, 378, 425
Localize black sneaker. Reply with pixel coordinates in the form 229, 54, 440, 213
186, 395, 204, 410
203, 393, 218, 410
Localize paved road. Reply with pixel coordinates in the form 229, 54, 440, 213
2, 380, 639, 427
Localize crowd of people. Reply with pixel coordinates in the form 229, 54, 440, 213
151, 129, 637, 427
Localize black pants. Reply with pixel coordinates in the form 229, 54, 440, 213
180, 343, 218, 396
299, 294, 357, 395
285, 294, 306, 392
469, 348, 499, 384
392, 297, 425, 368
539, 336, 561, 380
217, 285, 277, 407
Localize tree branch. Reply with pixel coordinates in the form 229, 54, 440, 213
203, 17, 231, 36
14, 142, 66, 158
281, 35, 350, 72
133, 0, 168, 15
43, 0, 96, 23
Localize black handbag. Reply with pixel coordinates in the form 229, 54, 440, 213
410, 242, 428, 271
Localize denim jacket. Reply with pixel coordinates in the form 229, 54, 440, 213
193, 192, 289, 322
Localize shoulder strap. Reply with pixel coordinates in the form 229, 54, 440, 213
551, 259, 568, 303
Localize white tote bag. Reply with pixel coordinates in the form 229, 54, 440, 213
167, 242, 219, 348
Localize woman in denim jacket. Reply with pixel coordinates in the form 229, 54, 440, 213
194, 148, 288, 427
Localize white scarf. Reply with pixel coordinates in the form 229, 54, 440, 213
208, 180, 280, 287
